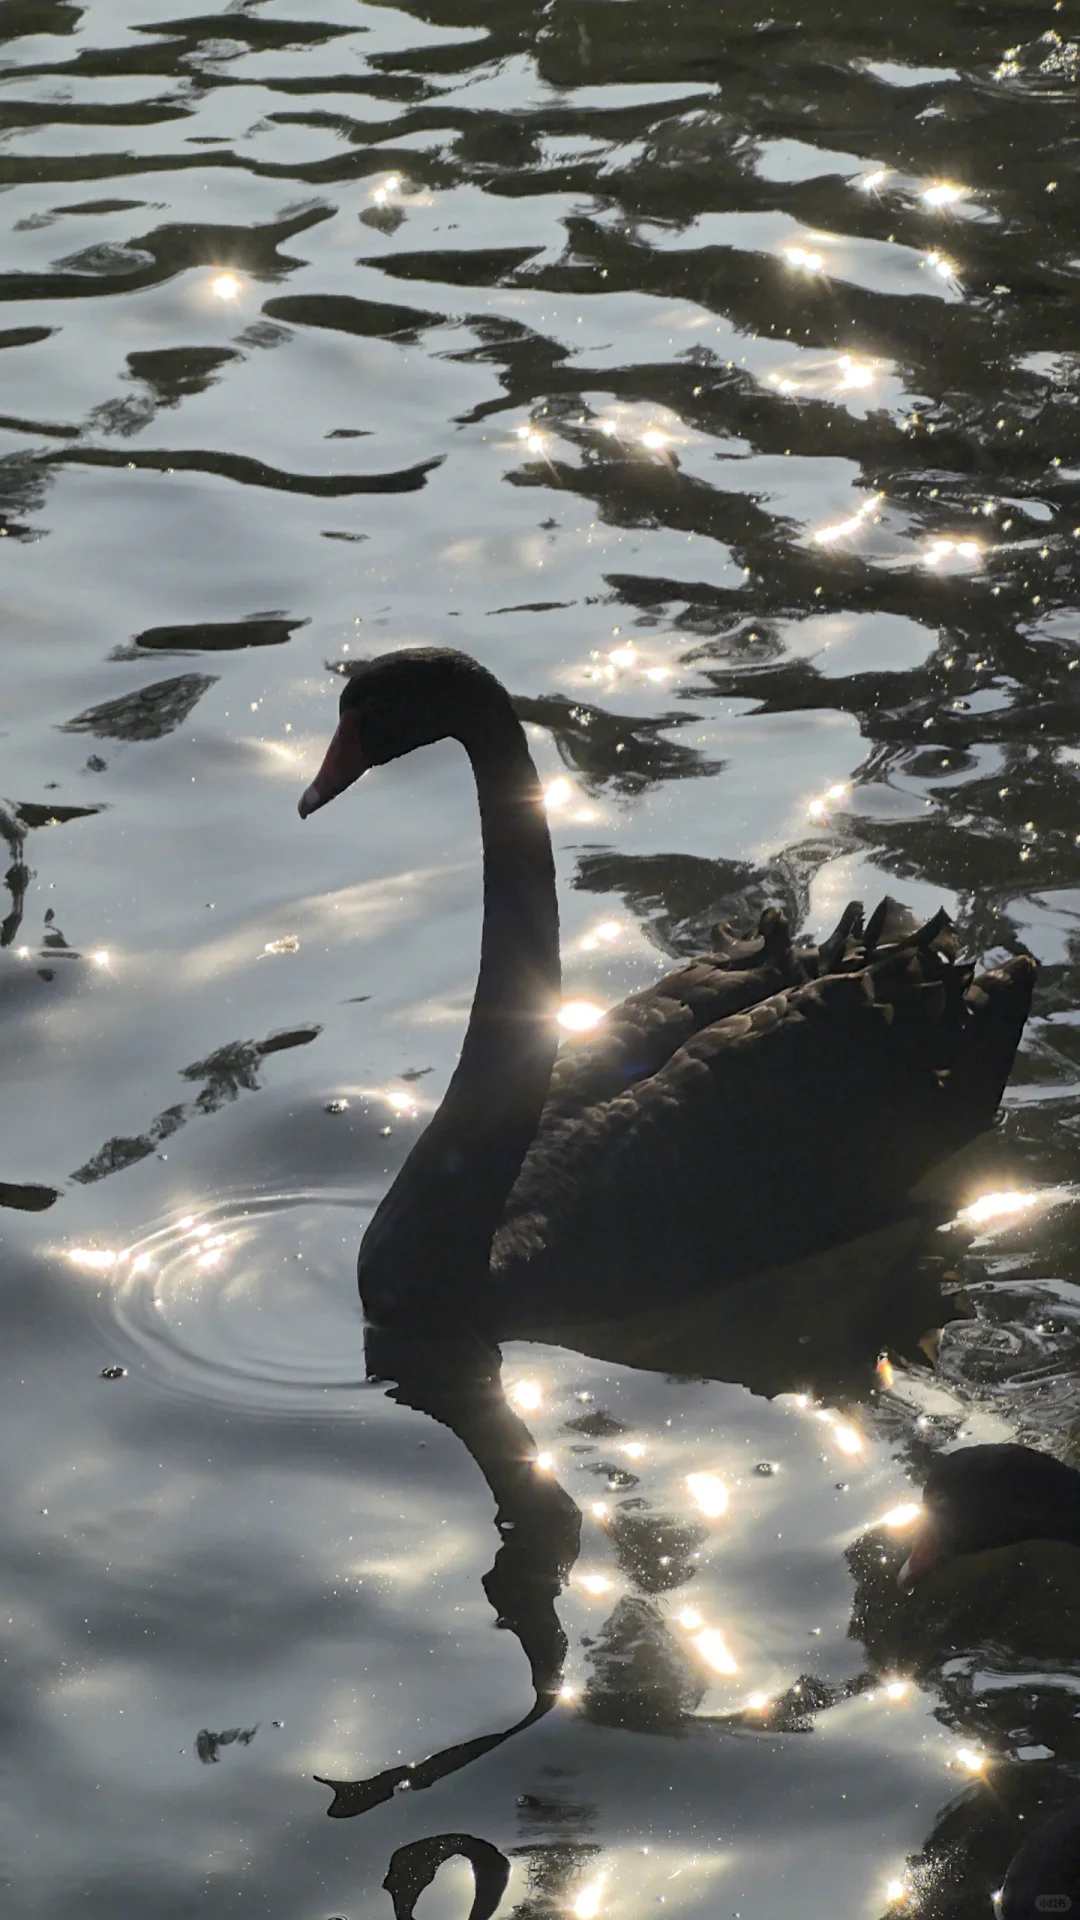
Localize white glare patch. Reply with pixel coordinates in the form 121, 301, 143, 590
67, 1248, 117, 1271
687, 1473, 729, 1518
543, 777, 573, 811
694, 1628, 738, 1675
558, 1683, 576, 1701
89, 949, 110, 968
598, 419, 618, 437
922, 181, 964, 208
747, 1692, 770, 1710
956, 1189, 1038, 1228
591, 1502, 610, 1521
130, 1252, 154, 1275
16, 945, 31, 958
886, 1881, 908, 1904
925, 250, 957, 281
534, 1451, 555, 1472
559, 1001, 605, 1033
678, 1607, 703, 1630
622, 1441, 645, 1461
923, 537, 982, 566
837, 355, 874, 390
827, 782, 849, 801
387, 1091, 416, 1114
954, 1747, 986, 1773
210, 273, 240, 300
609, 646, 637, 668
833, 1423, 864, 1456
880, 1502, 922, 1529
579, 1573, 612, 1595
640, 429, 667, 452
783, 245, 825, 272
885, 1680, 909, 1701
509, 1379, 543, 1412
595, 920, 621, 943
858, 168, 890, 193
573, 1878, 606, 1919
644, 665, 671, 682
814, 491, 882, 546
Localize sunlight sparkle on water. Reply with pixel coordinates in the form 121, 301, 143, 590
591, 1502, 610, 1521
687, 1473, 729, 1518
559, 1001, 606, 1032
543, 777, 573, 811
622, 1441, 645, 1461
924, 537, 982, 566
922, 181, 964, 208
573, 1878, 606, 1919
509, 1378, 543, 1412
67, 1248, 117, 1271
833, 1423, 864, 1456
678, 1608, 703, 1629
534, 1451, 555, 1472
814, 492, 882, 546
954, 1747, 986, 1774
783, 245, 825, 273
210, 273, 240, 300
640, 429, 668, 452
387, 1091, 416, 1115
957, 1188, 1038, 1227
89, 949, 110, 968
747, 1692, 770, 1710
695, 1628, 738, 1675
886, 1880, 909, 1905
926, 250, 957, 281
837, 355, 874, 390
579, 1573, 612, 1596
858, 168, 890, 193
885, 1680, 909, 1701
880, 1502, 922, 1529
609, 646, 637, 668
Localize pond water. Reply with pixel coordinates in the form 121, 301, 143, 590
2, 1, 1080, 1915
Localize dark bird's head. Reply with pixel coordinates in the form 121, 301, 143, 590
994, 1798, 1080, 1919
899, 1442, 1080, 1588
298, 648, 513, 818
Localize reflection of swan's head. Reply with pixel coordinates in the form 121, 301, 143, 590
383, 1834, 510, 1920
299, 648, 514, 817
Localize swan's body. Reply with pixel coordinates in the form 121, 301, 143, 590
300, 648, 1035, 1333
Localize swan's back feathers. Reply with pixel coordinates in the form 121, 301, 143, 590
494, 905, 1034, 1322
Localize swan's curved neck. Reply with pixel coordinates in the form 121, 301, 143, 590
359, 701, 560, 1326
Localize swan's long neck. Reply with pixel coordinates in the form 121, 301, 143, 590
359, 705, 560, 1328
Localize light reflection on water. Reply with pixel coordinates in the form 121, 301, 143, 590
0, 0, 1078, 1910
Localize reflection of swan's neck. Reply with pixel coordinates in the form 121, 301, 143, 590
359, 698, 561, 1326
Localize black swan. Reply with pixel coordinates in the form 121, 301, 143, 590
299, 648, 1035, 1333
898, 1443, 1080, 1587
996, 1800, 1080, 1918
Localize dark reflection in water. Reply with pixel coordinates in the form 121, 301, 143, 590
3, 0, 1080, 1909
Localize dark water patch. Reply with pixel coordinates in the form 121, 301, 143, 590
61, 673, 217, 741
263, 292, 443, 340
39, 443, 444, 496
133, 613, 306, 653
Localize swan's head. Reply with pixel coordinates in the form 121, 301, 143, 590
898, 1442, 1080, 1587
299, 647, 511, 818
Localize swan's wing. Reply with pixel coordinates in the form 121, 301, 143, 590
536, 907, 813, 1136
534, 896, 931, 1138
495, 932, 1035, 1318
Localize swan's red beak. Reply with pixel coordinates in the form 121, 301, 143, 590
897, 1517, 943, 1589
298, 713, 369, 819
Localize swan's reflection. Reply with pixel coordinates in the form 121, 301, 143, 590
316, 1328, 581, 1818
318, 1219, 950, 1818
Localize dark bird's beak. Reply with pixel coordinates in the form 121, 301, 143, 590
298, 714, 369, 819
897, 1516, 943, 1588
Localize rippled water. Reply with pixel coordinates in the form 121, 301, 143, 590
2, 0, 1080, 1913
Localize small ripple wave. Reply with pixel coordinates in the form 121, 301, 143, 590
81, 1191, 374, 1416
